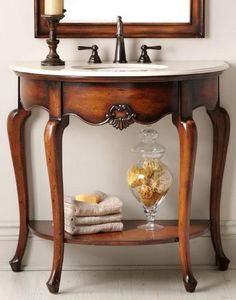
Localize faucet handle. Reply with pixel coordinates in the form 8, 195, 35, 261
137, 45, 162, 63
78, 45, 102, 64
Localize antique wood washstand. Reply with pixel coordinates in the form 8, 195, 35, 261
8, 61, 230, 293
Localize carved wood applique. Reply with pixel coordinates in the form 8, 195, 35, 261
106, 104, 136, 130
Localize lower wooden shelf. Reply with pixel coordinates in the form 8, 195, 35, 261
28, 220, 210, 246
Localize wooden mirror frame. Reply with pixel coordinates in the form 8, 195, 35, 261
35, 0, 205, 38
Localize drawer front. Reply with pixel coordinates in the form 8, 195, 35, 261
63, 82, 178, 126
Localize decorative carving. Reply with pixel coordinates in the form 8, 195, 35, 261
106, 104, 136, 130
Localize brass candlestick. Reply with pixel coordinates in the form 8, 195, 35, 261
41, 12, 65, 66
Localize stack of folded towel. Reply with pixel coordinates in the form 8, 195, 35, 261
64, 192, 123, 235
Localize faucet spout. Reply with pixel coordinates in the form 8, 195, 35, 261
113, 16, 127, 63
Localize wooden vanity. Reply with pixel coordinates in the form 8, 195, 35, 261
8, 61, 230, 294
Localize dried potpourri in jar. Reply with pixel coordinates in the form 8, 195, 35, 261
127, 127, 172, 231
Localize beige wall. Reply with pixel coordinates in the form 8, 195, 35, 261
0, 0, 236, 269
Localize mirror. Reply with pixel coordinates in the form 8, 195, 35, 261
63, 0, 191, 23
35, 0, 204, 38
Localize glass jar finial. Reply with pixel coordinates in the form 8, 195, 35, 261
132, 126, 165, 159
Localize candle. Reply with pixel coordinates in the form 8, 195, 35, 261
45, 0, 64, 15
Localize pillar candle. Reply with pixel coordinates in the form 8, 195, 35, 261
45, 0, 64, 15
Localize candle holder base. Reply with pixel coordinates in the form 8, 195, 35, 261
41, 58, 65, 66
41, 41, 65, 66
41, 13, 65, 67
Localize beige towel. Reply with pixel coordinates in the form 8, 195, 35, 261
64, 195, 123, 217
65, 222, 124, 235
65, 213, 123, 226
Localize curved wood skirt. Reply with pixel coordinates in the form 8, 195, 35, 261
28, 220, 209, 246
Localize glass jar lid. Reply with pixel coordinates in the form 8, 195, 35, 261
131, 127, 165, 158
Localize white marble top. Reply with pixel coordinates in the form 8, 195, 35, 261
10, 61, 229, 77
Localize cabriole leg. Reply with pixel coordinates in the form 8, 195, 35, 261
173, 115, 198, 293
7, 106, 31, 272
207, 106, 230, 270
44, 116, 69, 294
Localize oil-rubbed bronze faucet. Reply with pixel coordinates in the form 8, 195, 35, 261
138, 45, 162, 63
78, 45, 102, 63
113, 16, 127, 63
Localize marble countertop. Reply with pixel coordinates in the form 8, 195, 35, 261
10, 61, 229, 77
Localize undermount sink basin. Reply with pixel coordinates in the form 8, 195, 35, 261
71, 63, 168, 72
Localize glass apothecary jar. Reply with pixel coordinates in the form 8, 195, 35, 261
127, 127, 173, 231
